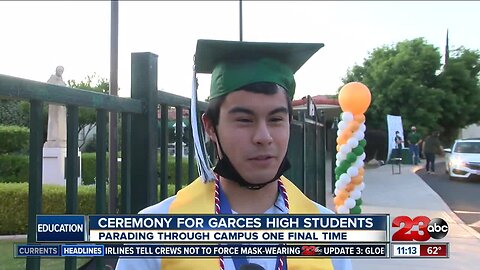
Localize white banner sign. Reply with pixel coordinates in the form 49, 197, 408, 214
386, 114, 404, 160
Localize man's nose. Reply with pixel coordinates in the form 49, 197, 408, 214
253, 121, 273, 145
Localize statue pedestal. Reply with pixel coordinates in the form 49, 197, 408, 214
42, 147, 82, 185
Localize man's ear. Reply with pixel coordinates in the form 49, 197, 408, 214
201, 113, 217, 142
202, 114, 223, 160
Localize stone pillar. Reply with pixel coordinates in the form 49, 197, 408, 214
42, 148, 81, 185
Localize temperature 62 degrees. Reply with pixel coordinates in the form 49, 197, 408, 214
419, 244, 448, 257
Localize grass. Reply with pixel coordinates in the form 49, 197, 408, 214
0, 240, 95, 270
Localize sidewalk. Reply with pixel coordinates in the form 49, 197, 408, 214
325, 161, 480, 270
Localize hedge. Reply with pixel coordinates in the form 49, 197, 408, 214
0, 154, 29, 183
0, 183, 178, 235
81, 153, 197, 185
0, 125, 29, 154
0, 153, 199, 185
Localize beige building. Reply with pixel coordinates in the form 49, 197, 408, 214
459, 123, 480, 139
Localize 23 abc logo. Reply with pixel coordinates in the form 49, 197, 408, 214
392, 216, 449, 241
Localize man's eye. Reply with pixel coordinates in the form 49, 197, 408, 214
270, 117, 284, 122
236, 118, 252, 123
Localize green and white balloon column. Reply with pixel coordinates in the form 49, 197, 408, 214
334, 82, 371, 214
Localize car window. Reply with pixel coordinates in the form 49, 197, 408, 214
454, 142, 480, 153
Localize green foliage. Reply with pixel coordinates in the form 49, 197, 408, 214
342, 38, 480, 145
0, 154, 29, 183
0, 125, 29, 154
0, 99, 29, 127
18, 100, 50, 143
436, 48, 480, 143
68, 74, 110, 149
81, 153, 198, 185
68, 74, 109, 94
81, 153, 98, 185
0, 183, 27, 234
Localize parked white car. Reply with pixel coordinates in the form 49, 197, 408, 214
444, 139, 480, 180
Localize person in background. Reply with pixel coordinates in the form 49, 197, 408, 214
115, 39, 352, 270
407, 126, 422, 165
422, 131, 443, 174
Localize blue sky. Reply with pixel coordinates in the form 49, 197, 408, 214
0, 1, 478, 101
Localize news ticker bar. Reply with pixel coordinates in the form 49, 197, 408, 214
391, 243, 449, 258
14, 243, 450, 258
15, 243, 389, 258
36, 214, 390, 243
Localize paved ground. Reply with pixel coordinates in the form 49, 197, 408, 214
416, 161, 480, 233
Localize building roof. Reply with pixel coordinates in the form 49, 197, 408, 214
292, 95, 340, 121
292, 95, 339, 107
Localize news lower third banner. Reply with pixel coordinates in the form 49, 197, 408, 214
18, 214, 453, 259
36, 214, 389, 243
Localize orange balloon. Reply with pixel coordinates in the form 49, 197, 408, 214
337, 189, 349, 200
351, 176, 363, 185
341, 131, 352, 141
345, 183, 356, 192
340, 132, 350, 142
336, 145, 341, 152
334, 196, 345, 206
354, 114, 366, 123
337, 136, 347, 145
358, 167, 365, 176
338, 82, 371, 114
348, 121, 360, 132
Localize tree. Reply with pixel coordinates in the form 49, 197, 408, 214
67, 74, 109, 148
342, 38, 480, 145
436, 47, 480, 142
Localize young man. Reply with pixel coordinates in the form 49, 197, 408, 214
116, 39, 352, 270
407, 126, 422, 165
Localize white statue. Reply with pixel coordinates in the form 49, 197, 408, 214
44, 66, 67, 148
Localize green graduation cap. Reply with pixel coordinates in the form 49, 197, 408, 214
194, 39, 324, 100
191, 39, 324, 182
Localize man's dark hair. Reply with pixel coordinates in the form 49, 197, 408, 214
205, 82, 293, 126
